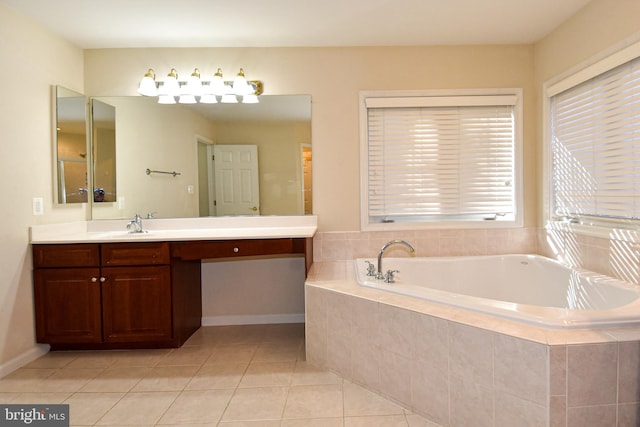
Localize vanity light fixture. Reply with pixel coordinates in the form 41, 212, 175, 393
137, 67, 263, 104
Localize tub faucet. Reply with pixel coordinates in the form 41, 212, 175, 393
376, 239, 415, 279
127, 213, 144, 233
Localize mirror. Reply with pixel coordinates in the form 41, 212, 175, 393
90, 95, 312, 220
91, 99, 117, 203
54, 86, 88, 204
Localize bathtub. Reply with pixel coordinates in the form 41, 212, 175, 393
355, 254, 640, 328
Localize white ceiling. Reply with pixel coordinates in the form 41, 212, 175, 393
1, 0, 592, 48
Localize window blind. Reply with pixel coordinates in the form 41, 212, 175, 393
550, 56, 640, 221
365, 96, 516, 223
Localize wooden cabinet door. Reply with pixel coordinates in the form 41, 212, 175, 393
33, 268, 102, 344
101, 266, 172, 343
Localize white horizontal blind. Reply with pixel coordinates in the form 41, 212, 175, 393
366, 97, 516, 223
551, 56, 640, 221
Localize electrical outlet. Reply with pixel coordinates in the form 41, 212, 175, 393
118, 196, 125, 209
32, 197, 44, 215
187, 185, 194, 194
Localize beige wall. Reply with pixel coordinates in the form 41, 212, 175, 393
83, 45, 537, 231
0, 3, 85, 373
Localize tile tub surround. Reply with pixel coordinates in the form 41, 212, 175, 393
312, 228, 539, 263
305, 261, 640, 427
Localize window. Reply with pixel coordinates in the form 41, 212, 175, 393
360, 89, 523, 230
546, 43, 640, 231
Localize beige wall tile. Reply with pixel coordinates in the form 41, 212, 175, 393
494, 391, 547, 427
618, 341, 640, 404
449, 322, 494, 387
549, 395, 567, 427
550, 345, 567, 396
566, 404, 616, 427
493, 334, 548, 405
449, 375, 494, 427
618, 402, 640, 427
410, 357, 448, 425
567, 343, 618, 406
379, 349, 412, 404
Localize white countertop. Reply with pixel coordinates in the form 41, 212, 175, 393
30, 216, 317, 244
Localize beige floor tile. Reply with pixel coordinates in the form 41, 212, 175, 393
65, 392, 124, 425
218, 420, 281, 426
131, 365, 199, 392
282, 418, 344, 426
185, 362, 248, 390
79, 366, 150, 392
205, 344, 258, 365
343, 381, 405, 417
283, 384, 344, 420
109, 349, 171, 367
405, 413, 442, 427
6, 324, 434, 427
254, 341, 304, 362
345, 414, 409, 426
35, 368, 104, 393
63, 351, 119, 369
157, 389, 234, 425
0, 369, 56, 392
23, 352, 78, 369
292, 361, 343, 386
3, 392, 71, 403
156, 346, 214, 366
96, 391, 178, 425
221, 386, 289, 421
239, 361, 295, 387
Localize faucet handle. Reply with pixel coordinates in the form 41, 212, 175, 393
364, 260, 376, 276
146, 212, 157, 219
384, 269, 399, 284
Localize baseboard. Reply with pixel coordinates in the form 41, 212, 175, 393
0, 344, 49, 378
202, 313, 305, 326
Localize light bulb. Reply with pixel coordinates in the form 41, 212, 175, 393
137, 69, 157, 96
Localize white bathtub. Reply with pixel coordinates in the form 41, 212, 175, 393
355, 254, 640, 328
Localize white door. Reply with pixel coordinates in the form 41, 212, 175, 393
213, 145, 260, 216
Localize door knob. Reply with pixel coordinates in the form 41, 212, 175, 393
249, 206, 258, 211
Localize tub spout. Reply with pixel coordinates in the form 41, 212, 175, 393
376, 239, 415, 279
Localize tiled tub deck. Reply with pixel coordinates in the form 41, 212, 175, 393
305, 261, 640, 427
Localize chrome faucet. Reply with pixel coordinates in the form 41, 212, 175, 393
376, 239, 415, 279
127, 213, 144, 233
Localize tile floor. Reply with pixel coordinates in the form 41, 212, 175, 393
0, 324, 438, 426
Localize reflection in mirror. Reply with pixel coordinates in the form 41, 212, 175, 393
55, 86, 87, 204
90, 95, 311, 220
91, 99, 116, 202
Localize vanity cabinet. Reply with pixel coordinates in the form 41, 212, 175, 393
32, 242, 197, 350
32, 235, 313, 350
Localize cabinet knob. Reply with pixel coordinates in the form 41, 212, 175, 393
233, 247, 239, 253
100, 277, 106, 283
91, 277, 98, 283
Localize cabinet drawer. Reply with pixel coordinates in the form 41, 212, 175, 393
101, 242, 170, 266
33, 244, 100, 268
171, 239, 298, 260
